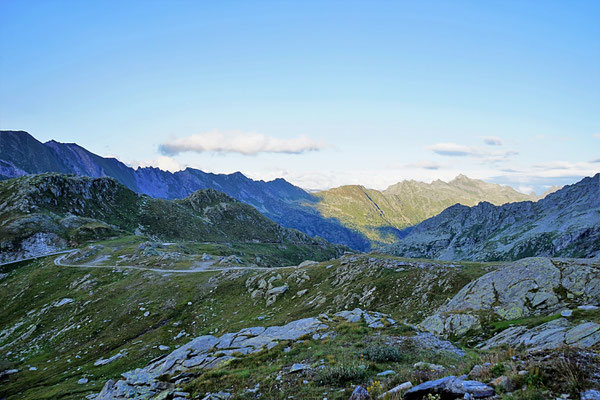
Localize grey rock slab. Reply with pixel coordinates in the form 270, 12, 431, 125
378, 381, 412, 398
482, 319, 600, 351
55, 298, 74, 307
289, 363, 309, 373
335, 308, 395, 328
404, 376, 494, 400
94, 351, 126, 367
348, 385, 370, 400
581, 390, 600, 400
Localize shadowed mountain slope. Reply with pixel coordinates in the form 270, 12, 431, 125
384, 173, 600, 261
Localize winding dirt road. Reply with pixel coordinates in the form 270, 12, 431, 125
53, 251, 298, 274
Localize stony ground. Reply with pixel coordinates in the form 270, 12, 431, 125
1, 240, 599, 400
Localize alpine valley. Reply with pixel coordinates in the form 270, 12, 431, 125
1, 131, 599, 400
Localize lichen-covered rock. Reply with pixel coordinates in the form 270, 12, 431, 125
420, 258, 600, 337
581, 390, 600, 400
421, 313, 480, 337
95, 317, 329, 399
403, 376, 494, 400
334, 308, 395, 328
481, 319, 600, 351
348, 385, 370, 400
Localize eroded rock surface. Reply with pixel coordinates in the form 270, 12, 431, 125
482, 318, 600, 351
421, 258, 600, 338
95, 309, 398, 399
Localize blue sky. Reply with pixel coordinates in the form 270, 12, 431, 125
1, 1, 599, 193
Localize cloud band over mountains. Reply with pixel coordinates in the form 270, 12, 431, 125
160, 131, 325, 156
426, 142, 518, 162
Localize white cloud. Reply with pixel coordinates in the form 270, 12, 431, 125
159, 131, 326, 156
517, 185, 534, 194
426, 142, 476, 157
482, 136, 502, 146
594, 133, 600, 139
426, 142, 517, 162
403, 160, 444, 170
129, 156, 185, 173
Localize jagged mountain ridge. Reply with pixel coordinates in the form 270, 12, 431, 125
0, 174, 344, 262
313, 175, 540, 244
384, 173, 600, 261
0, 130, 556, 250
0, 131, 370, 250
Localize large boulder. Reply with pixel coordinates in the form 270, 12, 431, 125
421, 258, 600, 337
335, 308, 396, 328
481, 318, 600, 351
403, 376, 494, 400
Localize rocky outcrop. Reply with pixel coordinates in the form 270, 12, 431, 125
95, 317, 328, 399
420, 257, 600, 338
403, 376, 494, 399
482, 318, 600, 351
334, 308, 396, 328
386, 173, 600, 261
94, 309, 398, 399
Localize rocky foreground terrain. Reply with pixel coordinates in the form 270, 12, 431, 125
1, 248, 599, 400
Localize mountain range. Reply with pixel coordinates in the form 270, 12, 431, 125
0, 130, 557, 250
313, 175, 549, 243
384, 173, 600, 261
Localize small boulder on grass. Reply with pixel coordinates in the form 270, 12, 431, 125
489, 375, 515, 393
349, 385, 370, 400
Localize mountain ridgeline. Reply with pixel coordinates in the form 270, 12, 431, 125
385, 173, 600, 261
0, 131, 371, 250
0, 131, 544, 250
313, 175, 542, 243
0, 174, 345, 263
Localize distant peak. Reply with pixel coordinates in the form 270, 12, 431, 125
229, 171, 247, 178
452, 174, 471, 181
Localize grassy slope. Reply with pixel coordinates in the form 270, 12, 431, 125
1, 248, 598, 399
0, 174, 345, 258
0, 248, 493, 400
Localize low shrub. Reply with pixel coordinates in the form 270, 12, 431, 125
315, 363, 368, 386
362, 345, 407, 363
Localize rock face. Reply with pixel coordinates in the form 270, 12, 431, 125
0, 131, 370, 250
421, 257, 600, 338
95, 317, 328, 399
385, 173, 600, 261
95, 309, 397, 400
403, 376, 494, 399
482, 318, 600, 351
334, 308, 396, 328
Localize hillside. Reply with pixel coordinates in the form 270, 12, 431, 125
313, 175, 539, 244
0, 174, 345, 264
384, 173, 600, 261
1, 250, 599, 400
0, 131, 370, 250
